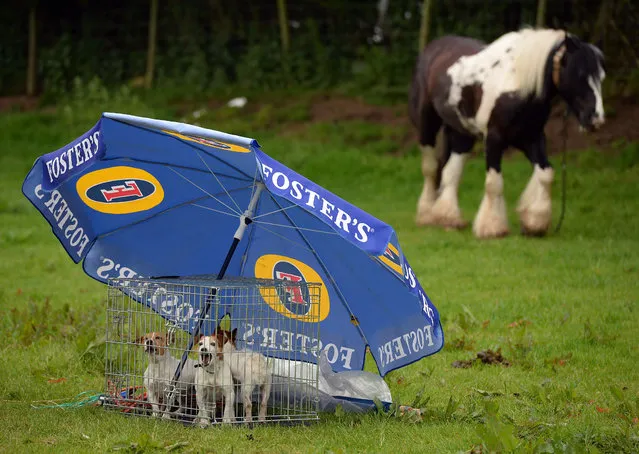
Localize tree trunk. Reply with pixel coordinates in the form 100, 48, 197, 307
26, 5, 37, 96
536, 0, 547, 28
145, 0, 159, 89
277, 0, 290, 53
419, 0, 433, 52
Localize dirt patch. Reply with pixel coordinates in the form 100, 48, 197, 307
288, 94, 415, 150
309, 94, 406, 126
302, 94, 639, 155
2, 92, 637, 153
0, 95, 39, 112
544, 100, 639, 154
451, 348, 512, 368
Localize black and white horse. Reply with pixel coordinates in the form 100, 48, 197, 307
409, 28, 605, 238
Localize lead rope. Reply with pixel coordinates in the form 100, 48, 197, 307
554, 108, 569, 233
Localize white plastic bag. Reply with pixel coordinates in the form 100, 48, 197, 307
261, 351, 393, 413
316, 350, 393, 412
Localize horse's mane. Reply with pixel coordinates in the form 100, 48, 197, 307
511, 27, 566, 98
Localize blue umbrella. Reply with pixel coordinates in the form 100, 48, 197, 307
22, 112, 443, 382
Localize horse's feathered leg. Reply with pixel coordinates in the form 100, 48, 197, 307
416, 144, 439, 225
430, 127, 473, 229
473, 137, 509, 238
415, 106, 443, 226
516, 134, 554, 236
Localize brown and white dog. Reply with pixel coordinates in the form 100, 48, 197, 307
137, 331, 197, 419
193, 332, 235, 426
222, 328, 272, 423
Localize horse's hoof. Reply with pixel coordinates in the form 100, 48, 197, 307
518, 211, 551, 237
415, 212, 436, 226
475, 230, 510, 239
473, 223, 510, 239
440, 218, 468, 230
520, 225, 548, 237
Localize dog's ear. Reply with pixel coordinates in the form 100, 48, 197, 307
231, 328, 238, 344
135, 334, 146, 345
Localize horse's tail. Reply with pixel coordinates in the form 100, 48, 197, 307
408, 49, 427, 130
410, 47, 450, 191
408, 74, 419, 129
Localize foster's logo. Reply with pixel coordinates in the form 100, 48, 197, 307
378, 242, 403, 275
273, 261, 312, 316
88, 179, 153, 203
162, 130, 251, 153
255, 254, 330, 322
77, 166, 164, 214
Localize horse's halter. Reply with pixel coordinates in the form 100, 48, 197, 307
552, 44, 567, 87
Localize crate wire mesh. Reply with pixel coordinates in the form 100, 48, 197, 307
104, 275, 322, 425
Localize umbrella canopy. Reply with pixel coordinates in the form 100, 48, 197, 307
22, 112, 443, 376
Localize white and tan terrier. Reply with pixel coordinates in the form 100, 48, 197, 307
222, 328, 272, 423
193, 331, 235, 426
137, 331, 196, 419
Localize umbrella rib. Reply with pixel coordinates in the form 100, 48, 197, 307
172, 141, 253, 180
90, 189, 245, 242
251, 223, 317, 253
263, 193, 371, 346
252, 203, 298, 220
109, 120, 255, 181
248, 166, 259, 207
168, 167, 241, 216
194, 149, 242, 214
251, 220, 339, 235
191, 204, 242, 218
103, 156, 252, 183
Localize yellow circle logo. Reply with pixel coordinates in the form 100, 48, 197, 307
255, 254, 330, 322
162, 130, 251, 153
76, 166, 164, 214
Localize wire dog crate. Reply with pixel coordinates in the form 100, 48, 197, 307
104, 275, 322, 425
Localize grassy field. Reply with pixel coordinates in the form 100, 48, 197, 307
0, 89, 638, 453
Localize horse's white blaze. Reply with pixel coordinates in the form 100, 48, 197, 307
446, 28, 565, 137
589, 66, 606, 126
416, 145, 438, 224
473, 169, 509, 238
517, 165, 554, 234
431, 152, 467, 224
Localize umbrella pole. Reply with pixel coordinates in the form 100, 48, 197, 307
167, 183, 264, 406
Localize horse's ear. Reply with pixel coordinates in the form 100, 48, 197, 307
564, 33, 581, 52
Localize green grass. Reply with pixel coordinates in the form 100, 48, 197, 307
1, 91, 638, 453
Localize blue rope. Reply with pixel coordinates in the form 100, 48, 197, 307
31, 391, 105, 410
